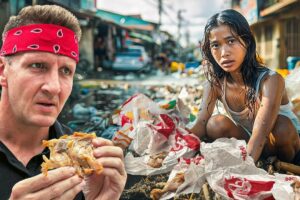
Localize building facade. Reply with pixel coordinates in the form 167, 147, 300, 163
232, 0, 300, 69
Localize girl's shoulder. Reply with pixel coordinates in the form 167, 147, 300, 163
256, 67, 279, 81
260, 67, 280, 78
259, 68, 284, 87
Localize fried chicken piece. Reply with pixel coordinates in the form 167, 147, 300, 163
150, 172, 185, 200
147, 152, 168, 168
41, 132, 103, 177
292, 180, 300, 200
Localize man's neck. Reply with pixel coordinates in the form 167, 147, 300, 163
0, 120, 50, 166
0, 92, 52, 166
0, 125, 49, 148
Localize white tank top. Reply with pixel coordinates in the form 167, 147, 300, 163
221, 69, 275, 132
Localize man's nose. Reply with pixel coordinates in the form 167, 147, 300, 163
42, 71, 61, 95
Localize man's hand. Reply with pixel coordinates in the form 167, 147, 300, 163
9, 167, 83, 200
83, 138, 127, 200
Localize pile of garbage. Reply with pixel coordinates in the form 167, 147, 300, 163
110, 93, 300, 200
60, 68, 300, 200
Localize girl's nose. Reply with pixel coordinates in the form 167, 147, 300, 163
221, 44, 230, 57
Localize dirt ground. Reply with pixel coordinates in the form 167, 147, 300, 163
120, 174, 206, 200
120, 157, 292, 200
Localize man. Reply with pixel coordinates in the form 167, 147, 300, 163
0, 5, 127, 200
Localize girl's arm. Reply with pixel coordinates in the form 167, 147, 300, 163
189, 81, 218, 138
247, 73, 285, 162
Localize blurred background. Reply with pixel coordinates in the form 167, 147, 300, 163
1, 0, 299, 77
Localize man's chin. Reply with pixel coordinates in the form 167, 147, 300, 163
30, 116, 57, 127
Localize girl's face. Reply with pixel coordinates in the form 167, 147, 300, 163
209, 24, 247, 73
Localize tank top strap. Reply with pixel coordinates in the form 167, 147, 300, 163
221, 77, 230, 111
254, 69, 275, 97
221, 76, 236, 117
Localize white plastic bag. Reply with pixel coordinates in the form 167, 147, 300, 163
285, 68, 300, 101
271, 173, 300, 200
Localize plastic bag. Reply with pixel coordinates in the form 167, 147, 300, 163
285, 68, 300, 119
201, 138, 275, 200
159, 156, 206, 200
286, 68, 300, 101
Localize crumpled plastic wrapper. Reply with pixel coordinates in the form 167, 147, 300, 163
125, 126, 200, 176
112, 93, 200, 176
159, 156, 206, 200
201, 138, 274, 200
272, 173, 300, 200
201, 138, 257, 171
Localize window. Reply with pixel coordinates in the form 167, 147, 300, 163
285, 18, 300, 56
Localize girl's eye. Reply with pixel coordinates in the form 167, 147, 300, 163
210, 43, 219, 49
228, 39, 236, 44
60, 67, 72, 76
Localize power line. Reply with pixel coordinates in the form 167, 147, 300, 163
150, 0, 177, 24
142, 0, 177, 25
144, 0, 158, 7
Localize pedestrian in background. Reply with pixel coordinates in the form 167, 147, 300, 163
189, 9, 300, 165
0, 5, 126, 199
154, 52, 170, 74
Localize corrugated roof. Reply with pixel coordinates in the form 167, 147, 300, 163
96, 9, 156, 31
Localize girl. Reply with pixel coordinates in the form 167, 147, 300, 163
190, 9, 300, 164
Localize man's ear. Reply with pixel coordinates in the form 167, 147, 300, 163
0, 56, 8, 87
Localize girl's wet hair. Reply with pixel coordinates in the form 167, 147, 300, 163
201, 9, 265, 112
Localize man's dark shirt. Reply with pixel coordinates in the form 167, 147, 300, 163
0, 121, 84, 199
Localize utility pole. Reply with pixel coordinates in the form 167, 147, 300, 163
157, 0, 163, 53
158, 0, 162, 27
177, 10, 183, 43
185, 30, 190, 47
177, 9, 185, 59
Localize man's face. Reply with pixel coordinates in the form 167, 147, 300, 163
2, 51, 76, 127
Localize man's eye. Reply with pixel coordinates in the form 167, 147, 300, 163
30, 63, 45, 69
61, 67, 72, 75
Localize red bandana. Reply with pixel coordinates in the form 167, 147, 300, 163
0, 24, 79, 62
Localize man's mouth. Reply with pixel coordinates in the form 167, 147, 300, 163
38, 103, 55, 106
36, 101, 57, 113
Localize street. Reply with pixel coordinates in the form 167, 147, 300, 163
59, 67, 204, 138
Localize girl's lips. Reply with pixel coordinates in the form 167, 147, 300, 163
221, 60, 235, 68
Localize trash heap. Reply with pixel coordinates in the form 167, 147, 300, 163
63, 68, 300, 200
111, 93, 300, 200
